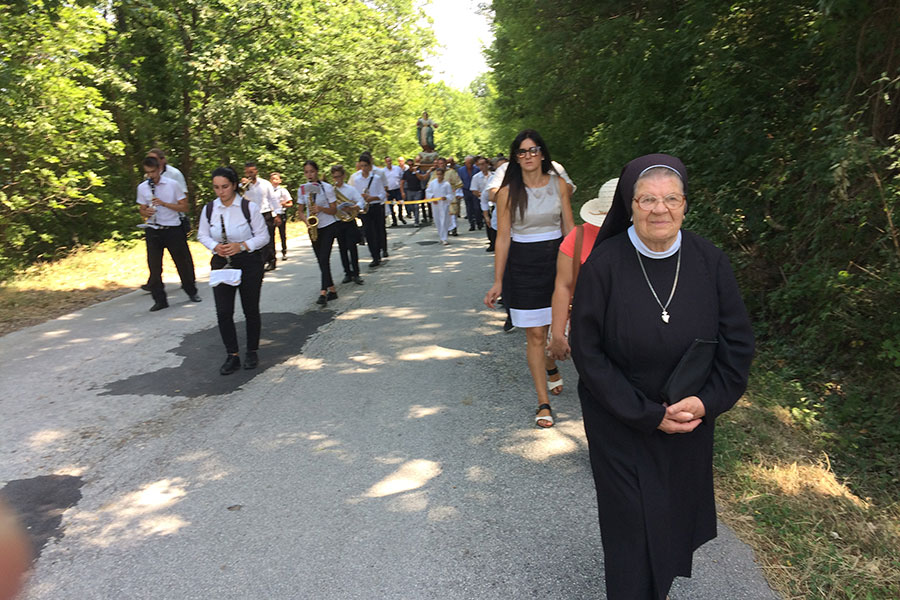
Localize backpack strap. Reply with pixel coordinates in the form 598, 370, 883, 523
204, 198, 253, 235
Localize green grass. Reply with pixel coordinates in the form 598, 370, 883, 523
714, 353, 900, 599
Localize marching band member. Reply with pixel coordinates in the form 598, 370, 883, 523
351, 154, 388, 267
331, 164, 365, 285
241, 161, 279, 271
197, 166, 269, 375
136, 155, 201, 311
426, 167, 453, 246
270, 172, 291, 260
298, 160, 339, 306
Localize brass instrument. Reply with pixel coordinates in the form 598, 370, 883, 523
306, 183, 319, 242
238, 177, 251, 194
334, 187, 360, 222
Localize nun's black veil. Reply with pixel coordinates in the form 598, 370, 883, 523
590, 153, 689, 252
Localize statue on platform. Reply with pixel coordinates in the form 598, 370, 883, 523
416, 111, 437, 150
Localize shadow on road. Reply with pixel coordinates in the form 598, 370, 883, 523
99, 310, 335, 398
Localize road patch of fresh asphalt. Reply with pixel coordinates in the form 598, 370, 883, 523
99, 310, 335, 398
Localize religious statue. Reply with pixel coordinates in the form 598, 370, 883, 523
416, 111, 437, 150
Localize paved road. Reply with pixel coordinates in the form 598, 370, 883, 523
0, 223, 779, 599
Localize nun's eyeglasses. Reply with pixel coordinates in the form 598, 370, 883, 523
634, 194, 685, 211
515, 146, 542, 158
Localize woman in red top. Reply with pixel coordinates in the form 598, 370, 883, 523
547, 178, 618, 361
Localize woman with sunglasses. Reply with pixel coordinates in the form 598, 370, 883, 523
570, 154, 754, 599
484, 129, 574, 427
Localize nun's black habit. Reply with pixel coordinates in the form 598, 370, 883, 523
570, 154, 754, 599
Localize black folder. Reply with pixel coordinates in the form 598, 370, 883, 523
663, 338, 719, 404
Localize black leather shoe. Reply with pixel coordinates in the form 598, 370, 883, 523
486, 246, 494, 252
316, 294, 327, 306
382, 251, 389, 258
369, 260, 381, 268
189, 294, 202, 302
141, 284, 152, 292
469, 225, 476, 231
341, 274, 353, 284
326, 290, 338, 301
451, 228, 458, 236
243, 351, 258, 370
220, 354, 241, 375
353, 276, 364, 285
149, 302, 169, 312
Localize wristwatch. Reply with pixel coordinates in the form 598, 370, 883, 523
239, 242, 247, 252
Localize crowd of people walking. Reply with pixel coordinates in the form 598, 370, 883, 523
135, 123, 754, 599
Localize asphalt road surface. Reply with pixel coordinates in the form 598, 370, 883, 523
0, 222, 780, 599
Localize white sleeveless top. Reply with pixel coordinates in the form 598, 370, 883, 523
511, 173, 563, 242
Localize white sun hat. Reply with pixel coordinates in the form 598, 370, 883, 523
579, 178, 618, 227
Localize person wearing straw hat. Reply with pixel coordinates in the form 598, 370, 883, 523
548, 178, 618, 361
569, 154, 754, 599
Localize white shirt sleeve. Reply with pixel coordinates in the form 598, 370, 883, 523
196, 202, 216, 251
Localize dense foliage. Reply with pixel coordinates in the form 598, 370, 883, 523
0, 0, 495, 274
488, 0, 899, 504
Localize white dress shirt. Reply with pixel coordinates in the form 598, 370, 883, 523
161, 165, 188, 195
242, 178, 277, 213
196, 196, 270, 252
350, 171, 387, 204
136, 177, 184, 227
297, 180, 337, 229
383, 165, 403, 191
272, 186, 291, 215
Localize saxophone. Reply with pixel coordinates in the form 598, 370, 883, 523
306, 184, 319, 242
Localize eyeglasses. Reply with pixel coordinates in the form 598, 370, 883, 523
515, 146, 542, 158
633, 194, 685, 211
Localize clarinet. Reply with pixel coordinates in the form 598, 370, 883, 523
220, 214, 233, 267
146, 178, 159, 227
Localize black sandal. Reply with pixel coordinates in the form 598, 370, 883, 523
535, 403, 554, 428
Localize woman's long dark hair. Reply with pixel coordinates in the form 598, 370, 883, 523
500, 129, 556, 223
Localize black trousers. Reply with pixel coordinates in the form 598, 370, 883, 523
464, 191, 484, 227
211, 252, 264, 355
145, 227, 197, 304
275, 213, 287, 254
486, 224, 497, 249
360, 203, 385, 261
386, 189, 403, 224
311, 223, 337, 290
335, 220, 361, 276
261, 212, 277, 266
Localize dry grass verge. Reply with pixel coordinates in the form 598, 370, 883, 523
0, 223, 308, 336
714, 363, 900, 599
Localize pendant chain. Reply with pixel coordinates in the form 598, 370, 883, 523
635, 247, 681, 323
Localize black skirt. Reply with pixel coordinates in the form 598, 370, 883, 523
503, 237, 562, 311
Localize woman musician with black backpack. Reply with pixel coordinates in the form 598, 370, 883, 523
197, 166, 269, 376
